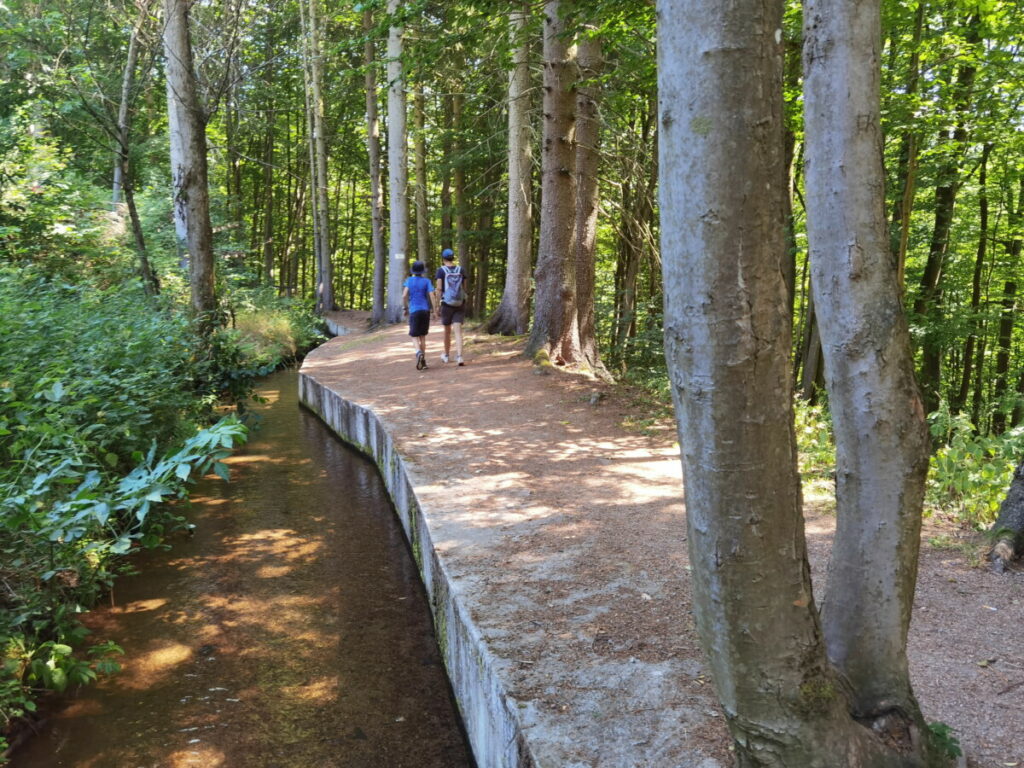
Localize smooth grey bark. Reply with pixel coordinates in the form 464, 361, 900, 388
525, 1, 580, 364
573, 29, 606, 377
163, 0, 216, 319
487, 5, 533, 336
298, 0, 320, 306
364, 10, 386, 325
805, 0, 935, 743
306, 0, 334, 313
658, 1, 941, 764
385, 0, 409, 324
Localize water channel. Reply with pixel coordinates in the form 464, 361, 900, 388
12, 369, 473, 768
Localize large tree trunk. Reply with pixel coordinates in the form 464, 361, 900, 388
364, 9, 386, 326
385, 0, 409, 324
487, 4, 533, 336
163, 0, 216, 320
573, 29, 606, 377
991, 459, 1024, 572
526, 1, 580, 364
659, 0, 944, 763
804, 3, 938, 755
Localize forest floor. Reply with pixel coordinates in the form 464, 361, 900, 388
312, 310, 1023, 768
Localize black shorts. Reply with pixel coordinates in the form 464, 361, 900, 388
408, 309, 430, 337
440, 302, 465, 326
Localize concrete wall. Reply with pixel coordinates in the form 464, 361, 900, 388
299, 372, 537, 768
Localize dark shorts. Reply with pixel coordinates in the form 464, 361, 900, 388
440, 302, 465, 326
408, 309, 430, 337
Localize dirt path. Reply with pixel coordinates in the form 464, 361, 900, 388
307, 311, 1023, 768
11, 370, 472, 768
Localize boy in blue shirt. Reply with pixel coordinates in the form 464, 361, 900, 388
402, 260, 438, 370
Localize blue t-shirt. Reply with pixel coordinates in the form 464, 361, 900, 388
403, 275, 433, 313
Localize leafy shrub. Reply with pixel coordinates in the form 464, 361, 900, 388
0, 268, 248, 752
927, 406, 1024, 527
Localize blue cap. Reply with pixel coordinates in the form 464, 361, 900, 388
411, 260, 425, 274
441, 248, 455, 260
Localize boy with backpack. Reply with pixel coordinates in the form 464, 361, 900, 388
402, 260, 437, 370
435, 248, 468, 365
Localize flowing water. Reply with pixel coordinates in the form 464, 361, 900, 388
12, 369, 473, 768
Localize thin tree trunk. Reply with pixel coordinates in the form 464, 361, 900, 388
526, 1, 580, 364
574, 28, 606, 378
385, 0, 409, 323
413, 84, 431, 265
163, 0, 216, 320
889, 1, 925, 290
364, 9, 386, 325
452, 92, 469, 285
914, 14, 979, 414
124, 179, 159, 295
953, 143, 992, 413
261, 130, 275, 285
487, 4, 533, 336
991, 281, 1017, 435
306, 0, 333, 313
113, 0, 151, 207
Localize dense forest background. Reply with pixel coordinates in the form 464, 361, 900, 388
1, 0, 1022, 756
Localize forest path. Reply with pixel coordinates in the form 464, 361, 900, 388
306, 310, 1023, 768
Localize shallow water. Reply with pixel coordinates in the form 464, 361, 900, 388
12, 369, 473, 768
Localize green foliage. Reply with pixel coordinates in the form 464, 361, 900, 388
0, 109, 129, 281
926, 406, 1024, 526
794, 397, 836, 485
0, 268, 248, 750
927, 721, 963, 760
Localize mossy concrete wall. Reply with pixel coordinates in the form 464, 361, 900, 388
299, 372, 536, 768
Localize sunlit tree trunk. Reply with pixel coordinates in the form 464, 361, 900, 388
163, 0, 215, 320
302, 0, 333, 313
385, 0, 409, 324
487, 4, 533, 336
526, 0, 580, 364
805, 3, 937, 753
364, 9, 386, 325
660, 0, 944, 762
574, 29, 605, 376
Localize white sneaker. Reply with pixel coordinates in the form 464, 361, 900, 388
456, 355, 464, 366
440, 353, 449, 364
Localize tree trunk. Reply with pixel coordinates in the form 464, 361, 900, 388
413, 85, 431, 265
573, 28, 607, 378
804, 3, 939, 755
261, 130, 275, 286
487, 4, 533, 336
990, 458, 1024, 571
991, 281, 1017, 435
913, 14, 979, 414
888, 1, 925, 290
385, 0, 409, 324
163, 0, 216, 320
364, 9, 386, 325
113, 0, 151, 207
952, 143, 991, 414
526, 1, 580, 364
659, 0, 943, 762
305, 0, 333, 313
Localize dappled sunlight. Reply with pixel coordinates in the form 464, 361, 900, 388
168, 747, 227, 767
116, 597, 169, 613
116, 641, 193, 690
279, 676, 340, 704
